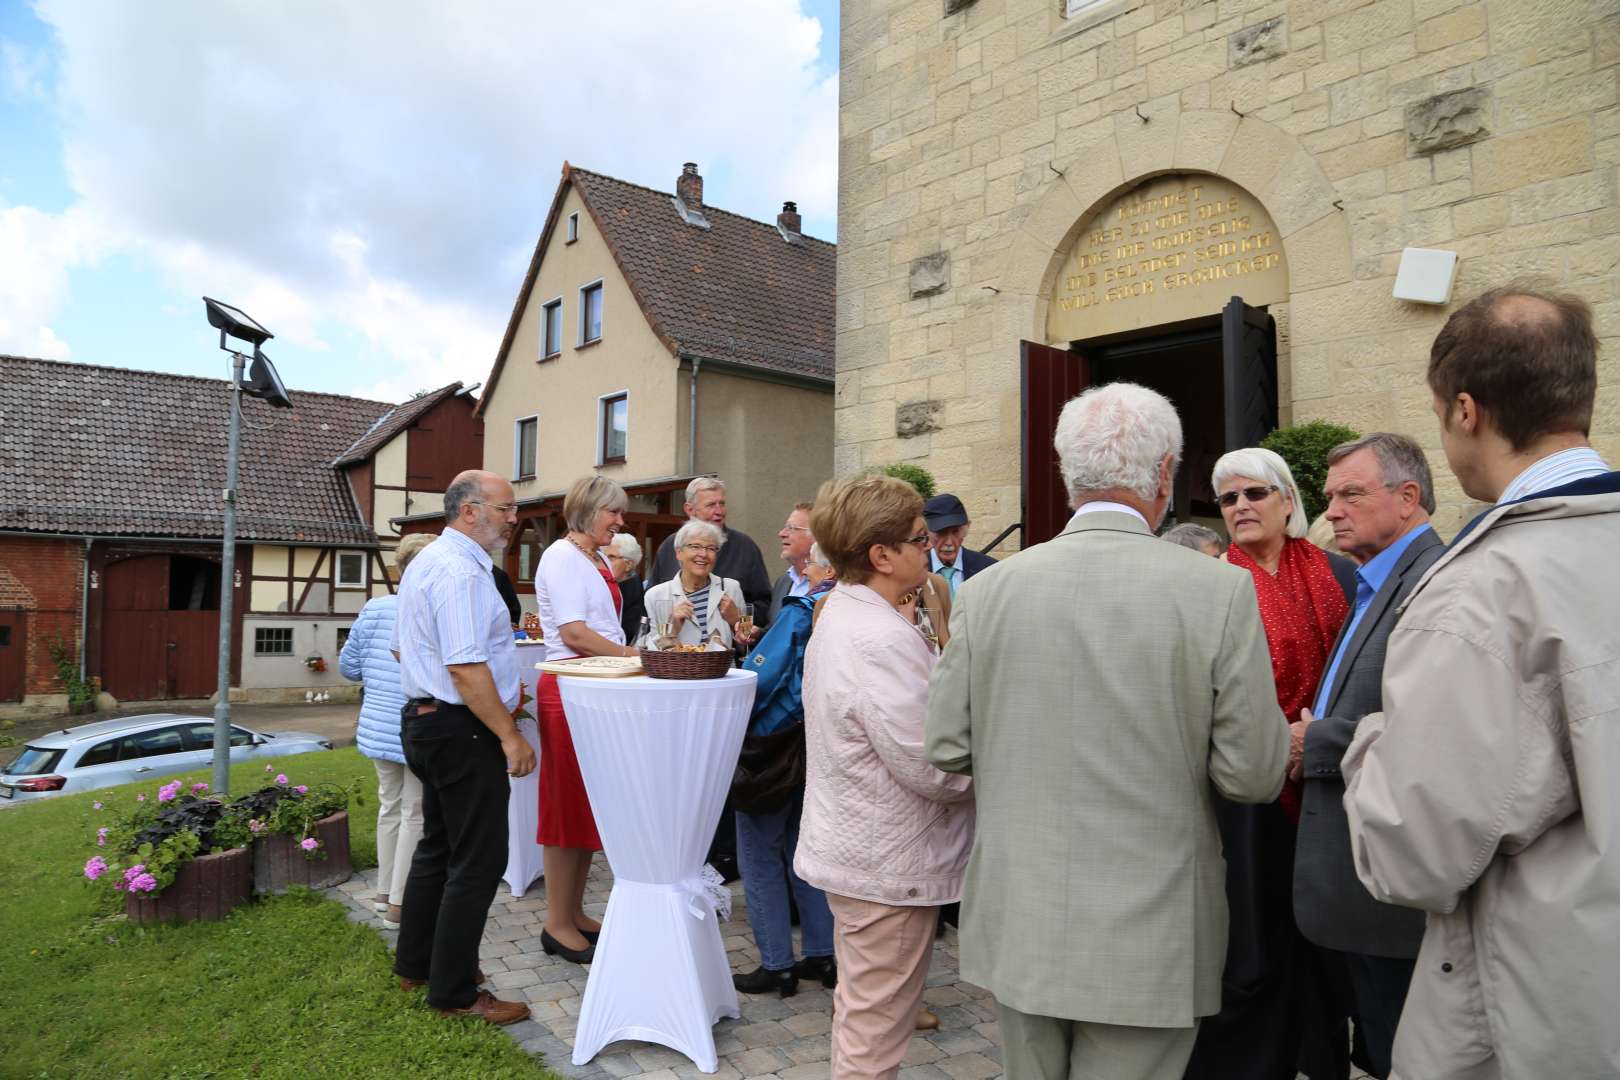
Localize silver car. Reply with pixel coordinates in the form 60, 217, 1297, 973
0, 714, 334, 804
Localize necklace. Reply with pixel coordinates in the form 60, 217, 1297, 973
567, 533, 598, 562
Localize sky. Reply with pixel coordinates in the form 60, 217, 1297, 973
0, 0, 841, 403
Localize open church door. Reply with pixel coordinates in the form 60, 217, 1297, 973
1221, 297, 1279, 451
1020, 341, 1090, 548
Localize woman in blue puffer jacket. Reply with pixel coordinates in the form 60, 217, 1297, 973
340, 532, 435, 928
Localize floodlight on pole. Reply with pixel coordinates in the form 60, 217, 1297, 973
203, 297, 292, 794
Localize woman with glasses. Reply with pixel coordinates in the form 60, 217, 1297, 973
533, 475, 639, 965
642, 520, 753, 650
1186, 447, 1356, 1080
794, 475, 974, 1078
603, 532, 646, 643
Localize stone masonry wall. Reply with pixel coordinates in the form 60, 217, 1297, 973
836, 0, 1620, 540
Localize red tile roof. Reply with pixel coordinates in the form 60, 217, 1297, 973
0, 355, 393, 545
478, 163, 834, 415
334, 381, 465, 466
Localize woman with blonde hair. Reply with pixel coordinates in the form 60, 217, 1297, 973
794, 475, 974, 1077
339, 532, 436, 929
533, 474, 637, 964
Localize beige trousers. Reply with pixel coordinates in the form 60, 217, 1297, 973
996, 1003, 1199, 1080
826, 893, 939, 1080
374, 759, 424, 904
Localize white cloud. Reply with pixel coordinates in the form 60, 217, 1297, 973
25, 0, 838, 398
0, 202, 103, 359
0, 38, 50, 102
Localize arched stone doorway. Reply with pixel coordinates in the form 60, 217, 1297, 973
995, 111, 1352, 546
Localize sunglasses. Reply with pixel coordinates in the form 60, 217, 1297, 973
1217, 485, 1278, 509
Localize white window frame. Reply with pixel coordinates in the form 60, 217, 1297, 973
334, 550, 367, 589
513, 413, 539, 480
566, 211, 580, 243
596, 389, 629, 465
540, 297, 563, 359
579, 279, 604, 346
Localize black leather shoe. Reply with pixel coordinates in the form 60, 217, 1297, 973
541, 929, 595, 965
794, 955, 837, 989
581, 928, 600, 944
733, 964, 798, 997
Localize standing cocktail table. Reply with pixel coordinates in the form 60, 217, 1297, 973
503, 658, 546, 897
557, 669, 756, 1073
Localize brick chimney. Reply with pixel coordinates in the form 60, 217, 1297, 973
777, 200, 802, 236
676, 162, 703, 210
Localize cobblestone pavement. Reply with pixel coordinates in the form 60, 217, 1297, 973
328, 865, 1370, 1080
328, 858, 1005, 1079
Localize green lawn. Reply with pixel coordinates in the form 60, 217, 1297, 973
0, 747, 553, 1079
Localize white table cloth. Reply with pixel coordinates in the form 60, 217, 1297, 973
503, 659, 546, 897
559, 669, 757, 1073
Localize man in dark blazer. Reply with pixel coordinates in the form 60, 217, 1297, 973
1293, 433, 1446, 1080
922, 493, 996, 599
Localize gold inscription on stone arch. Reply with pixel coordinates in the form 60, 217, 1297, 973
1047, 175, 1289, 341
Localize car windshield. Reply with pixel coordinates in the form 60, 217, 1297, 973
6, 746, 65, 776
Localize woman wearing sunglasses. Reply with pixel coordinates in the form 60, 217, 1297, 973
794, 475, 974, 1078
1185, 446, 1356, 1080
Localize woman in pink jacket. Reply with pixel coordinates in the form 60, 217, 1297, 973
794, 475, 974, 1079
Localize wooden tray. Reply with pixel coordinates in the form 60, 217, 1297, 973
535, 655, 644, 678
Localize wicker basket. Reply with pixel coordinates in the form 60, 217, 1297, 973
638, 647, 734, 680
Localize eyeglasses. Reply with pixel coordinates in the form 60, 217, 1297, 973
1216, 485, 1277, 509
469, 500, 519, 514
681, 544, 720, 555
781, 524, 812, 533
895, 533, 930, 548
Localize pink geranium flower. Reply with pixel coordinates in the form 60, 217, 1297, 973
275, 774, 288, 786
92, 801, 103, 810
97, 827, 109, 846
192, 782, 209, 794
84, 856, 108, 881
135, 793, 146, 802
248, 819, 264, 834
158, 781, 181, 803
299, 837, 319, 852
294, 785, 308, 795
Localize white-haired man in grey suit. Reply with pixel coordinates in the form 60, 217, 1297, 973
927, 382, 1288, 1080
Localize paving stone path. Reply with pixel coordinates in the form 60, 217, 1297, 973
328, 859, 1006, 1079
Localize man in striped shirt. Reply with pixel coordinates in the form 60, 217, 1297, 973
390, 469, 534, 1026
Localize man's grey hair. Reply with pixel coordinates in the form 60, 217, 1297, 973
443, 474, 482, 521
609, 531, 643, 565
808, 542, 831, 568
1161, 523, 1223, 553
684, 476, 725, 506
673, 519, 724, 551
1212, 447, 1309, 539
1054, 383, 1183, 504
1326, 433, 1436, 514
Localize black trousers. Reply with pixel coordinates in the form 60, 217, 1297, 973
1341, 951, 1416, 1079
393, 701, 510, 1010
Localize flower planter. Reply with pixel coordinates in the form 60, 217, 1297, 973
252, 811, 352, 895
125, 846, 251, 925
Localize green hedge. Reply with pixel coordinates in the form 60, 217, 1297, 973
1261, 420, 1361, 521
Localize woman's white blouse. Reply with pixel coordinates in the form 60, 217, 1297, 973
536, 539, 625, 661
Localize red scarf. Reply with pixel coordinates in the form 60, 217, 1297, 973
1226, 537, 1348, 821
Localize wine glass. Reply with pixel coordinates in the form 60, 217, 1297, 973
737, 602, 756, 643
914, 602, 940, 651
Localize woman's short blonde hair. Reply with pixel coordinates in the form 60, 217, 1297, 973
809, 476, 924, 585
563, 475, 628, 533
394, 533, 436, 573
1211, 447, 1309, 539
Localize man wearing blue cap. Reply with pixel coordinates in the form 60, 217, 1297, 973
923, 493, 996, 599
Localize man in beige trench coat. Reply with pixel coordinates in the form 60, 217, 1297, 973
926, 382, 1288, 1080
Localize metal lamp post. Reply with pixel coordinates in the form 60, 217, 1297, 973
203, 298, 293, 794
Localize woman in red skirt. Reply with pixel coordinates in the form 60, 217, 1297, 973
533, 475, 637, 964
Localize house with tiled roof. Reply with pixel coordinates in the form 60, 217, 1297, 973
0, 356, 480, 713
427, 161, 833, 589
